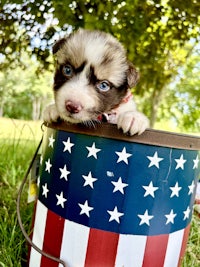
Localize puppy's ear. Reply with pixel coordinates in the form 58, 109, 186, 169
52, 38, 67, 54
127, 62, 140, 88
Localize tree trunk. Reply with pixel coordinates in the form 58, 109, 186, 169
149, 88, 165, 128
32, 98, 41, 120
0, 101, 4, 117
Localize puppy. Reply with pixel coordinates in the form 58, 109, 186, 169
43, 29, 149, 135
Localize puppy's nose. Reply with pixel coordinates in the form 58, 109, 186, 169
65, 100, 83, 114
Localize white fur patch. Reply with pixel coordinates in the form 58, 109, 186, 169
43, 104, 60, 122
43, 29, 149, 135
117, 110, 149, 135
54, 73, 99, 122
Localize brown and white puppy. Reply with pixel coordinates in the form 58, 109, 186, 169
43, 29, 149, 135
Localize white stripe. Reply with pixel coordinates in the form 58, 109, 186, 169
164, 229, 184, 267
115, 234, 147, 267
59, 220, 90, 267
29, 200, 48, 267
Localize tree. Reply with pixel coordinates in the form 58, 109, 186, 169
158, 46, 200, 132
1, 0, 200, 129
0, 53, 53, 120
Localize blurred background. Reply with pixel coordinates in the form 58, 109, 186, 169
0, 0, 200, 133
0, 1, 200, 266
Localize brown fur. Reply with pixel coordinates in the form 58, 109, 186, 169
43, 29, 149, 135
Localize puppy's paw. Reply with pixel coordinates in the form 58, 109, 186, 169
117, 111, 149, 135
43, 104, 60, 123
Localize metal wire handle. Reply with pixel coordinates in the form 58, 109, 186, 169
16, 137, 67, 267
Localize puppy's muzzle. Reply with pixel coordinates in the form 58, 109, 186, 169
65, 100, 83, 114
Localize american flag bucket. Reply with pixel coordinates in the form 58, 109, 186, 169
28, 122, 200, 267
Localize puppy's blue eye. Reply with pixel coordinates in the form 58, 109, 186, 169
96, 81, 110, 92
62, 65, 73, 77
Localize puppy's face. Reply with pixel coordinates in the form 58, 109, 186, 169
52, 29, 139, 123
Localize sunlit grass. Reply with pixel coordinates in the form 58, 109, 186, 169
182, 214, 200, 266
154, 120, 199, 136
0, 118, 42, 266
0, 117, 42, 141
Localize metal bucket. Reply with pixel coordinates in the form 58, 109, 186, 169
28, 122, 200, 267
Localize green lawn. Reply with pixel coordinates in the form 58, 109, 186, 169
0, 118, 42, 266
0, 118, 199, 266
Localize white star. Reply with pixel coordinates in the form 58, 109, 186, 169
45, 158, 52, 173
78, 200, 94, 217
175, 154, 187, 170
170, 182, 182, 198
56, 191, 67, 208
63, 137, 74, 153
111, 177, 128, 194
138, 210, 154, 226
183, 206, 191, 220
115, 147, 132, 164
48, 134, 55, 148
193, 155, 199, 169
42, 183, 49, 198
165, 209, 177, 224
82, 172, 97, 188
107, 206, 124, 223
86, 142, 101, 159
142, 181, 159, 198
59, 164, 70, 181
188, 180, 195, 195
147, 151, 164, 169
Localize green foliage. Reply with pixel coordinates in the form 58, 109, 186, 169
173, 53, 200, 132
0, 0, 200, 129
157, 46, 200, 132
0, 54, 53, 119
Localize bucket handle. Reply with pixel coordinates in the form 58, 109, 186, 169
16, 136, 67, 267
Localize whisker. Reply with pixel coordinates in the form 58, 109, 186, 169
82, 119, 100, 128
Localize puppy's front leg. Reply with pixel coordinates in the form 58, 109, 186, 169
43, 104, 60, 123
116, 98, 149, 135
117, 110, 149, 135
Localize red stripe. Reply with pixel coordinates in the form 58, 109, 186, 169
84, 228, 119, 267
142, 234, 169, 267
178, 225, 191, 267
40, 209, 65, 267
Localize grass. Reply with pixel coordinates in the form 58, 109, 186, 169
0, 117, 199, 266
0, 118, 42, 266
183, 215, 200, 266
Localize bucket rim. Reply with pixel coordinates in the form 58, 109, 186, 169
44, 122, 200, 151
